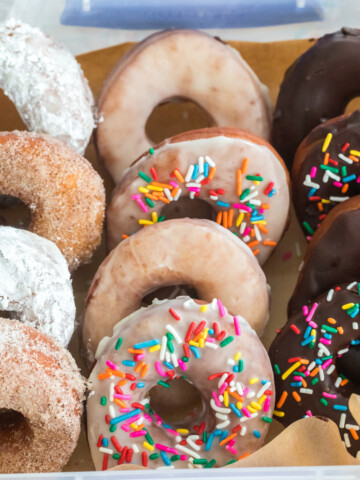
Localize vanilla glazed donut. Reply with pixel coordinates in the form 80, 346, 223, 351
270, 283, 360, 457
0, 318, 85, 473
83, 218, 269, 362
107, 127, 290, 265
0, 19, 94, 154
0, 227, 75, 346
96, 29, 272, 182
87, 297, 275, 470
0, 131, 105, 271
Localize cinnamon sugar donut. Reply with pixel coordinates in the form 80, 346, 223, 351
107, 127, 290, 265
96, 29, 272, 182
0, 318, 85, 473
87, 297, 275, 470
83, 218, 269, 362
0, 227, 75, 346
0, 131, 105, 271
0, 19, 94, 154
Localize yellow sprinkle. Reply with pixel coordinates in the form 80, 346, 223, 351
200, 305, 208, 313
130, 422, 139, 430
143, 442, 154, 451
199, 338, 205, 348
273, 410, 285, 417
202, 328, 209, 340
224, 390, 229, 407
250, 401, 262, 410
152, 212, 158, 223
311, 329, 316, 338
321, 199, 331, 204
350, 150, 360, 156
149, 345, 161, 353
234, 352, 241, 362
322, 132, 332, 152
177, 429, 189, 434
342, 303, 354, 310
236, 402, 243, 409
189, 340, 199, 347
138, 219, 154, 225
236, 213, 244, 227
147, 185, 163, 192
249, 377, 259, 384
251, 220, 267, 225
258, 395, 267, 405
281, 361, 301, 380
138, 187, 149, 193
247, 406, 257, 414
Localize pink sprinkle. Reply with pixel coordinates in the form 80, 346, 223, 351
242, 387, 250, 395
302, 305, 309, 316
166, 429, 179, 436
259, 208, 265, 214
169, 181, 178, 188
323, 392, 337, 398
306, 302, 318, 323
233, 203, 252, 212
188, 187, 200, 192
320, 338, 331, 345
217, 299, 226, 317
153, 412, 162, 424
131, 194, 141, 200
282, 251, 292, 261
180, 455, 187, 461
264, 397, 271, 413
357, 176, 360, 183
293, 376, 303, 381
155, 361, 167, 377
130, 430, 147, 437
243, 227, 251, 236
207, 337, 215, 343
228, 439, 236, 447
306, 410, 313, 417
308, 321, 318, 328
124, 414, 141, 425
113, 394, 131, 400
178, 359, 187, 371
242, 407, 251, 418
233, 316, 241, 336
212, 391, 222, 407
121, 425, 130, 432
144, 414, 152, 423
310, 167, 317, 178
226, 445, 238, 455
304, 371, 310, 377
119, 408, 130, 413
106, 360, 119, 370
134, 354, 145, 361
333, 181, 343, 188
321, 359, 332, 370
155, 444, 178, 455
137, 199, 148, 213
219, 381, 228, 395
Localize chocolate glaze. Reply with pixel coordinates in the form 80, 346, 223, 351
292, 110, 360, 237
270, 284, 360, 457
273, 28, 360, 168
289, 197, 360, 314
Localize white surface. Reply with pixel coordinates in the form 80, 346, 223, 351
0, 0, 359, 54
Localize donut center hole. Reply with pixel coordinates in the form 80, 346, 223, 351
145, 97, 215, 144
0, 409, 33, 447
336, 343, 360, 385
160, 196, 215, 221
148, 378, 207, 428
0, 195, 31, 228
141, 284, 198, 307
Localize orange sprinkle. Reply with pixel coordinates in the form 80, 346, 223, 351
237, 169, 242, 196
219, 433, 237, 446
122, 234, 129, 239
252, 249, 260, 256
228, 209, 234, 227
327, 317, 336, 324
350, 428, 359, 440
140, 364, 149, 378
342, 183, 349, 194
152, 191, 164, 197
222, 211, 228, 229
301, 378, 307, 388
292, 392, 301, 402
128, 349, 145, 354
237, 452, 251, 461
114, 398, 127, 408
263, 240, 277, 246
349, 155, 359, 162
247, 240, 260, 249
135, 361, 145, 373
241, 157, 249, 173
173, 169, 184, 183
277, 391, 288, 408
110, 370, 126, 378
323, 152, 329, 165
216, 211, 222, 225
98, 372, 112, 380
171, 187, 179, 198
117, 380, 127, 387
317, 202, 323, 212
261, 203, 270, 209
158, 196, 171, 204
152, 182, 173, 189
310, 367, 319, 377
341, 379, 349, 386
337, 326, 344, 335
300, 358, 309, 365
250, 228, 255, 237
144, 193, 158, 201
257, 224, 269, 234
209, 167, 216, 179
228, 390, 243, 402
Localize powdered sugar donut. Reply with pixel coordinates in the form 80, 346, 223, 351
0, 227, 75, 347
96, 29, 272, 182
87, 297, 275, 470
0, 19, 94, 154
0, 318, 85, 473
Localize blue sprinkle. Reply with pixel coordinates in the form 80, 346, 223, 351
233, 366, 239, 373
304, 326, 312, 339
342, 174, 356, 182
160, 451, 171, 466
323, 333, 332, 340
205, 433, 214, 451
301, 336, 315, 346
208, 329, 214, 335
204, 162, 209, 177
261, 380, 269, 385
315, 359, 323, 365
162, 423, 173, 429
122, 360, 136, 367
308, 188, 316, 197
351, 340, 360, 345
290, 382, 302, 388
217, 200, 230, 208
190, 345, 200, 359
220, 431, 228, 441
164, 361, 174, 370
133, 339, 160, 349
250, 215, 264, 222
350, 308, 360, 318
268, 189, 276, 197
192, 164, 199, 179
110, 409, 141, 425
213, 430, 222, 436
137, 382, 145, 388
102, 438, 108, 447
230, 403, 242, 418
333, 405, 348, 411
253, 430, 261, 438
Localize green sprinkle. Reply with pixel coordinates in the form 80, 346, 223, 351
220, 336, 234, 347
358, 283, 360, 295
302, 221, 314, 235
320, 398, 328, 406
321, 325, 338, 333
182, 356, 189, 362
158, 380, 170, 388
193, 459, 208, 464
293, 371, 305, 377
115, 337, 123, 350
149, 453, 159, 460
181, 375, 187, 380
240, 188, 250, 200
145, 430, 154, 445
171, 455, 181, 462
158, 215, 165, 222
205, 459, 216, 468
341, 166, 347, 177
109, 425, 116, 432
203, 431, 208, 443
246, 175, 263, 181
113, 453, 120, 460
100, 396, 106, 406
166, 332, 174, 341
309, 342, 315, 349
319, 164, 339, 173
238, 359, 244, 372
274, 364, 280, 375
311, 378, 319, 385
321, 355, 333, 361
225, 459, 237, 465
145, 197, 155, 208
139, 171, 151, 182
149, 147, 154, 155
262, 416, 273, 423
167, 340, 174, 353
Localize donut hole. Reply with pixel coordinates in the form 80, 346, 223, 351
0, 195, 31, 228
145, 98, 215, 144
141, 284, 198, 307
160, 196, 215, 222
336, 343, 360, 385
148, 377, 208, 428
0, 409, 33, 448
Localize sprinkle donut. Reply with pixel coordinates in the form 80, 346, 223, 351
273, 28, 360, 168
83, 218, 269, 361
0, 318, 85, 473
0, 227, 75, 346
0, 19, 94, 154
107, 127, 290, 265
292, 110, 360, 239
87, 297, 275, 470
96, 29, 272, 181
269, 283, 360, 457
0, 131, 105, 271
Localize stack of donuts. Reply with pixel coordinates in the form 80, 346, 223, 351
0, 15, 360, 475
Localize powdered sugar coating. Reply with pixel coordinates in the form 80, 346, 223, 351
0, 227, 75, 346
0, 318, 85, 473
0, 19, 94, 154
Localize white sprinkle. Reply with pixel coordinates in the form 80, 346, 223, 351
318, 343, 331, 356
338, 348, 349, 356
205, 155, 215, 167
186, 182, 199, 188
254, 225, 262, 241
99, 447, 113, 455
165, 351, 171, 363
303, 174, 320, 189
326, 171, 340, 181
227, 358, 236, 366
171, 353, 179, 367
327, 289, 334, 301
230, 380, 235, 387
216, 419, 230, 429
353, 322, 359, 330
248, 199, 261, 206
346, 424, 360, 430
256, 381, 271, 398
160, 336, 167, 361
198, 156, 204, 174
210, 195, 218, 201
240, 222, 246, 234
347, 281, 357, 290
185, 165, 194, 182
205, 341, 218, 349
211, 299, 218, 310
175, 444, 201, 459
242, 235, 250, 243
215, 412, 228, 421
338, 153, 353, 164
219, 395, 224, 402
240, 426, 246, 436
327, 365, 335, 375
340, 413, 347, 429
322, 172, 329, 183
300, 388, 313, 394
295, 242, 301, 257
335, 377, 342, 388
241, 191, 258, 202
189, 191, 195, 200
196, 175, 205, 184
164, 188, 173, 202
246, 391, 255, 399
307, 361, 316, 372
218, 373, 228, 389
329, 196, 350, 202
109, 405, 116, 418
236, 382, 244, 396
210, 399, 231, 414
344, 433, 351, 448
137, 416, 144, 425
132, 443, 139, 454
174, 188, 182, 201
166, 325, 182, 344
319, 368, 325, 381
109, 382, 115, 402
140, 398, 148, 406
187, 435, 201, 451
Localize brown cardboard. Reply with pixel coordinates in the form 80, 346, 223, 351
0, 37, 358, 471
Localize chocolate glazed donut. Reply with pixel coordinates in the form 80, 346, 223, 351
273, 28, 360, 168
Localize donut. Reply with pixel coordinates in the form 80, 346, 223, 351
107, 127, 290, 266
0, 317, 85, 473
0, 131, 105, 271
0, 227, 75, 346
273, 28, 360, 168
96, 29, 272, 182
83, 218, 269, 362
269, 282, 360, 457
292, 110, 360, 239
87, 296, 275, 470
0, 19, 94, 154
289, 195, 360, 315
